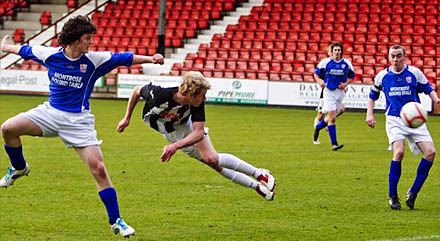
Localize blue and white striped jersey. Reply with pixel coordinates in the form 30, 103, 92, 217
315, 57, 355, 90
369, 65, 433, 117
19, 45, 133, 112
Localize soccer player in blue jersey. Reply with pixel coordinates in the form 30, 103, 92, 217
0, 15, 164, 237
313, 43, 345, 139
366, 45, 440, 210
117, 71, 276, 201
313, 42, 354, 150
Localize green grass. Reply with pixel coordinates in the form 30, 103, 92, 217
0, 94, 439, 241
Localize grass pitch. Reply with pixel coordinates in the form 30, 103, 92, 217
0, 94, 439, 241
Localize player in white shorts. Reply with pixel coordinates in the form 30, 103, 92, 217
313, 42, 354, 150
0, 15, 164, 237
366, 45, 440, 210
117, 71, 276, 201
313, 43, 345, 132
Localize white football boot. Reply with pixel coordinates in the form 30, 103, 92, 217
256, 183, 274, 201
0, 164, 30, 188
111, 218, 135, 238
257, 169, 276, 191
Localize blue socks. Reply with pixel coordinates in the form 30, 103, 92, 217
4, 145, 27, 170
410, 158, 433, 194
389, 160, 401, 197
315, 120, 327, 131
99, 188, 120, 224
327, 125, 337, 145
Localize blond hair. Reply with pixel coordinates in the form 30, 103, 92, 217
179, 71, 211, 96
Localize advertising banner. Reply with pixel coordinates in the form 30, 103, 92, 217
206, 78, 268, 105
268, 81, 432, 111
0, 70, 49, 92
117, 75, 269, 105
117, 74, 181, 98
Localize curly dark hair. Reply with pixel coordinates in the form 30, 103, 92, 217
58, 15, 96, 47
330, 42, 344, 56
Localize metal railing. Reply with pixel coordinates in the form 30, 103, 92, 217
0, 0, 110, 69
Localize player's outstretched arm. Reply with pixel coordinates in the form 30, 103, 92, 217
131, 53, 164, 65
429, 90, 440, 107
160, 121, 205, 162
1, 35, 22, 54
117, 85, 142, 133
366, 98, 376, 128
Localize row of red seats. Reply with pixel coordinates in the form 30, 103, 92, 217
94, 18, 204, 31
256, 2, 440, 14
170, 65, 438, 87
231, 21, 440, 34
105, 0, 231, 11
0, 0, 27, 19
219, 29, 439, 45
11, 60, 47, 71
170, 67, 320, 83
96, 25, 197, 37
204, 39, 439, 54
95, 9, 219, 21
264, 0, 437, 4
300, 23, 439, 34
195, 49, 439, 68
89, 45, 157, 56
246, 11, 439, 24
182, 55, 439, 73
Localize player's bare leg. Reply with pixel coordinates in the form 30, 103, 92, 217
0, 115, 41, 187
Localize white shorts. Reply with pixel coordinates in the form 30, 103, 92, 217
316, 97, 324, 112
385, 116, 433, 155
19, 102, 102, 148
323, 88, 344, 113
162, 119, 208, 161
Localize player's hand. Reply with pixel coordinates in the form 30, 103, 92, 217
117, 118, 130, 133
161, 144, 178, 162
339, 82, 347, 90
317, 80, 325, 88
366, 115, 376, 128
152, 54, 164, 65
1, 35, 10, 51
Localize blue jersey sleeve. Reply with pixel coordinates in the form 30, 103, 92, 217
347, 69, 355, 79
416, 82, 433, 95
94, 52, 134, 76
18, 45, 45, 66
18, 45, 33, 60
369, 70, 385, 101
369, 90, 380, 100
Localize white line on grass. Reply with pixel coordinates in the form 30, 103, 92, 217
370, 235, 440, 241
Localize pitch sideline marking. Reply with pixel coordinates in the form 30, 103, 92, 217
370, 235, 440, 241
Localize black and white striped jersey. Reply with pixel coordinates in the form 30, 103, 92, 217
140, 83, 205, 134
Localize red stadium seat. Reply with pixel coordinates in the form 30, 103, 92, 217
40, 11, 51, 28
13, 28, 25, 43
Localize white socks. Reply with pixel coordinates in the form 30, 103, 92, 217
218, 153, 262, 178
220, 168, 258, 189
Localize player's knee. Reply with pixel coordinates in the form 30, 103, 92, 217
1, 121, 15, 139
393, 150, 404, 161
89, 159, 108, 178
201, 154, 218, 165
424, 148, 436, 161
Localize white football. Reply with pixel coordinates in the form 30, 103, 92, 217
400, 102, 428, 128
